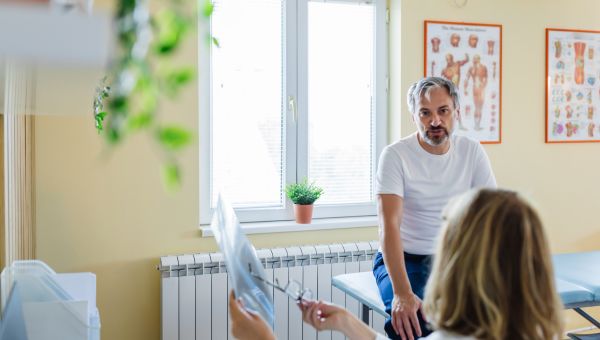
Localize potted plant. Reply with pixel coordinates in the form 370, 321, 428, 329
285, 178, 323, 224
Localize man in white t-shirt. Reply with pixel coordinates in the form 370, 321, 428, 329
373, 77, 496, 340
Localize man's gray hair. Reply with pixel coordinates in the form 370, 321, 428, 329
406, 77, 460, 114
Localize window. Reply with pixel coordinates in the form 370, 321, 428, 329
200, 0, 388, 224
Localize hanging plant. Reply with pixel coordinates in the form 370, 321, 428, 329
93, 0, 215, 190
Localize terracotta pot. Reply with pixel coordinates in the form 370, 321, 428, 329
293, 204, 314, 224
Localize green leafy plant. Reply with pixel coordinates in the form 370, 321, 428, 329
285, 178, 324, 205
93, 0, 216, 190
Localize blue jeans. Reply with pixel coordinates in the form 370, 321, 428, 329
372, 251, 432, 339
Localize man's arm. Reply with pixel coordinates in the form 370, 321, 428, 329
471, 143, 496, 188
378, 194, 423, 340
379, 194, 411, 299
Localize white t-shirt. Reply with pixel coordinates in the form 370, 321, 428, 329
376, 132, 496, 255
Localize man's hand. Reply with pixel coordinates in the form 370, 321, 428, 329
391, 292, 426, 340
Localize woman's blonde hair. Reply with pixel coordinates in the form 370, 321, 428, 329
423, 189, 563, 340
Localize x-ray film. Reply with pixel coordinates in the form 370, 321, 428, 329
210, 195, 274, 325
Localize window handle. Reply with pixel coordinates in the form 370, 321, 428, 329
288, 95, 297, 123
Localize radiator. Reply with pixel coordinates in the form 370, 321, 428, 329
159, 241, 386, 340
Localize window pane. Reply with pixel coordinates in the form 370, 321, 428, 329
211, 0, 285, 208
308, 1, 374, 205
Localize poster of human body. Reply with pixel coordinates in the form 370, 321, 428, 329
425, 21, 502, 143
546, 28, 600, 143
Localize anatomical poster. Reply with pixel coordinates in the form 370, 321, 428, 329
425, 20, 502, 144
546, 28, 600, 143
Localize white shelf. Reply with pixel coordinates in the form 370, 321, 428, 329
200, 216, 378, 237
0, 4, 113, 67
0, 4, 114, 116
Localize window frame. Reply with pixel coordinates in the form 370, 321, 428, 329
199, 0, 388, 225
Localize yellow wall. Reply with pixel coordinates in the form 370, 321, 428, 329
33, 0, 599, 339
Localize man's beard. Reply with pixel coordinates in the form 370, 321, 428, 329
422, 126, 450, 146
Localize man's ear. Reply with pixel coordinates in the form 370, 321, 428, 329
455, 108, 461, 121
411, 113, 415, 123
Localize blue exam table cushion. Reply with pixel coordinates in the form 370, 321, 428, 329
556, 278, 595, 307
553, 252, 600, 301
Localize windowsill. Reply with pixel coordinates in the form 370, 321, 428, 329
199, 216, 378, 237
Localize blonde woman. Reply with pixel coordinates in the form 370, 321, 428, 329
421, 188, 563, 339
230, 188, 564, 340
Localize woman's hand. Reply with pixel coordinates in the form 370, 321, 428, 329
228, 291, 276, 340
298, 300, 348, 332
298, 300, 376, 340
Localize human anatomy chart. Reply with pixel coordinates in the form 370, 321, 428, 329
546, 29, 600, 142
425, 21, 502, 143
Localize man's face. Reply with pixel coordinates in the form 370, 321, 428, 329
446, 54, 454, 64
414, 87, 456, 146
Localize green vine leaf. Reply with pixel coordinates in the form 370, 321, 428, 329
201, 0, 214, 18
128, 112, 153, 130
157, 126, 193, 151
95, 111, 107, 132
162, 163, 181, 191
109, 95, 129, 112
154, 9, 188, 55
162, 66, 195, 97
107, 128, 121, 144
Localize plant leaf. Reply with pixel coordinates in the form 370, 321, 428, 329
162, 163, 181, 191
157, 126, 193, 150
107, 127, 121, 144
109, 95, 128, 112
128, 112, 153, 130
201, 0, 214, 18
95, 111, 107, 132
154, 9, 188, 55
163, 67, 195, 96
284, 178, 323, 205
